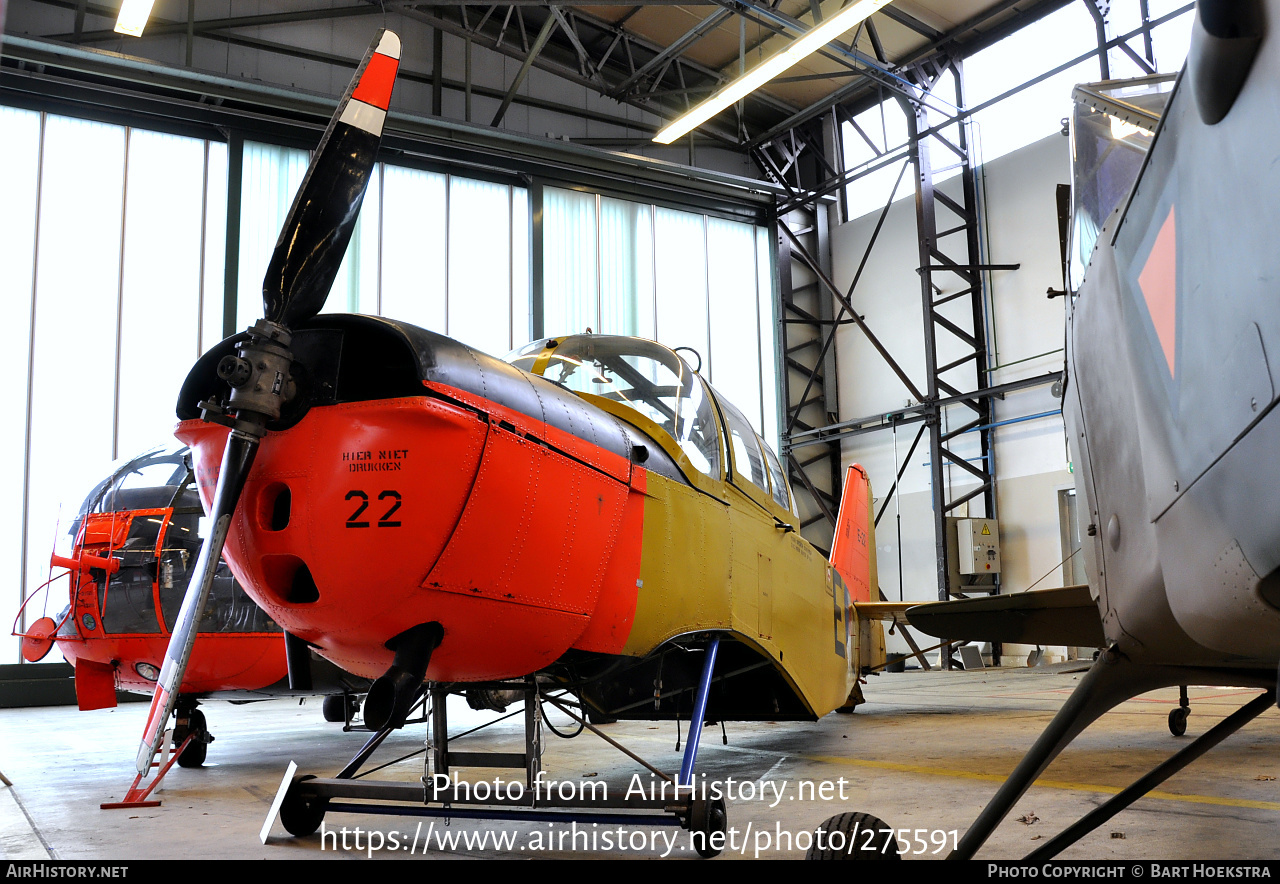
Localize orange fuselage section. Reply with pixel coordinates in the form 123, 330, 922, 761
176, 381, 647, 683
58, 631, 285, 699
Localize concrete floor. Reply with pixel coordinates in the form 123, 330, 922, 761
2, 664, 1278, 861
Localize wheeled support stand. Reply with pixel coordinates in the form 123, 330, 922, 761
273, 654, 730, 857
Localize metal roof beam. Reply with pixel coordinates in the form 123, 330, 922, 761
610, 7, 732, 97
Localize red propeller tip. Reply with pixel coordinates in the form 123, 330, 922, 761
350, 46, 400, 114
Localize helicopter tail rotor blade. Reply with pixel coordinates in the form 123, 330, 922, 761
136, 431, 258, 775
262, 29, 401, 330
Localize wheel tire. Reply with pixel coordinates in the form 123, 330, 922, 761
176, 739, 207, 768
322, 694, 347, 723
279, 774, 328, 837
176, 709, 208, 769
806, 812, 901, 860
1169, 707, 1189, 737
692, 797, 728, 858
585, 707, 617, 726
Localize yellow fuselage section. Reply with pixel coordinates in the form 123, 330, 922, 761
583, 394, 882, 718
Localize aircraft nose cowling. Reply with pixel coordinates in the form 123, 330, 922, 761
176, 383, 640, 682
176, 394, 488, 678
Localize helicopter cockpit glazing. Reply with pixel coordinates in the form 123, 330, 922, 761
66, 446, 279, 636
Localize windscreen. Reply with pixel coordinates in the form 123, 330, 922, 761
509, 335, 722, 478
1069, 74, 1176, 290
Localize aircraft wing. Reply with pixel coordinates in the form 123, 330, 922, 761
904, 584, 1105, 649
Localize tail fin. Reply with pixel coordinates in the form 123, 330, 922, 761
830, 464, 877, 603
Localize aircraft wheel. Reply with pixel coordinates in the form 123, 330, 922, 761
176, 709, 209, 768
1168, 706, 1190, 737
805, 812, 901, 860
691, 796, 727, 858
585, 707, 617, 726
322, 694, 347, 723
280, 775, 328, 837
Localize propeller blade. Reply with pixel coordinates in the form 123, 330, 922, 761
136, 432, 258, 774
262, 29, 401, 329
137, 30, 401, 775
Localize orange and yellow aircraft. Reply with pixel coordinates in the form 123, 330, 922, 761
135, 28, 892, 845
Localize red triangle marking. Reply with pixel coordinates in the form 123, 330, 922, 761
1138, 206, 1177, 378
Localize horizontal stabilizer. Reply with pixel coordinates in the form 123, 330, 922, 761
905, 584, 1105, 648
852, 601, 915, 622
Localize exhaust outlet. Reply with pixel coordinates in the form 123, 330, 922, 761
363, 622, 444, 730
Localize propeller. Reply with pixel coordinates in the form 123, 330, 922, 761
136, 30, 402, 775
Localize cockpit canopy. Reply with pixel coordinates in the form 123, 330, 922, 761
507, 335, 793, 513
1069, 74, 1176, 290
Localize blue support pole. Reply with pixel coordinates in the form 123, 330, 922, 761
678, 637, 720, 786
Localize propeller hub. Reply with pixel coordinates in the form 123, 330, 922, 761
221, 319, 297, 430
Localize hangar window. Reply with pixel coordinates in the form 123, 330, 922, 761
963, 1, 1194, 166
2, 110, 227, 662
540, 187, 780, 454
841, 3, 1196, 217
236, 145, 531, 360
964, 3, 1108, 166
236, 141, 310, 332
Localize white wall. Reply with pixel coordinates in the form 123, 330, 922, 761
831, 132, 1079, 663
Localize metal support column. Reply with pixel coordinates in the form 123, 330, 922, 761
757, 117, 846, 551
900, 60, 999, 666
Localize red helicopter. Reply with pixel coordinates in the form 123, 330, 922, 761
16, 446, 369, 772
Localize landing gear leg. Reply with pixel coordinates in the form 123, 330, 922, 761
1026, 690, 1273, 859
948, 652, 1274, 860
681, 637, 728, 859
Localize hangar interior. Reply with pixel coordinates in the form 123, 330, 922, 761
7, 0, 1276, 864
1, 0, 1197, 665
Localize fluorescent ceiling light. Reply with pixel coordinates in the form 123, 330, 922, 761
114, 0, 157, 37
653, 0, 896, 144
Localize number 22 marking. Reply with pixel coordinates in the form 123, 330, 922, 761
345, 490, 402, 528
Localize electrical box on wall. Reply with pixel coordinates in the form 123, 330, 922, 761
957, 518, 1001, 574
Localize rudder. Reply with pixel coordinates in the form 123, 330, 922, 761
830, 464, 876, 603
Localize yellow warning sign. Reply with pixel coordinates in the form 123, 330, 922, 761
981, 525, 991, 536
